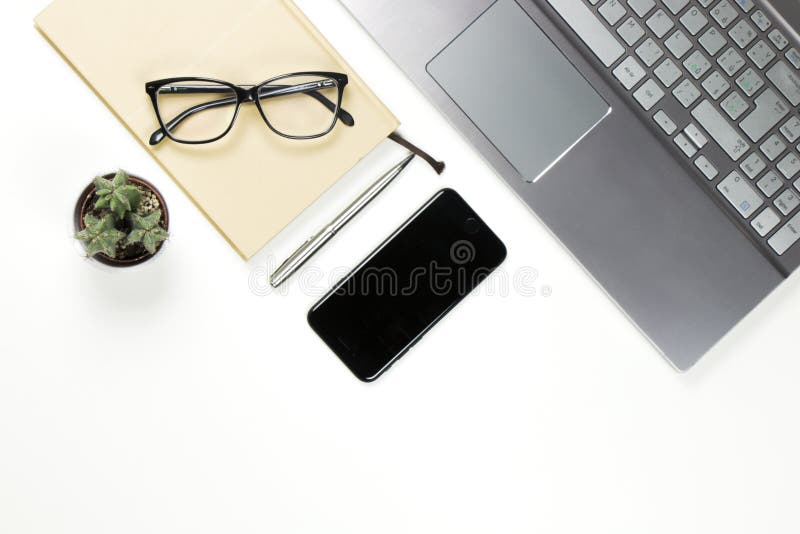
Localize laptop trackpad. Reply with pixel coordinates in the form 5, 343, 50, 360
427, 0, 610, 183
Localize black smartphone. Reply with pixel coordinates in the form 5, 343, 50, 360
308, 189, 507, 382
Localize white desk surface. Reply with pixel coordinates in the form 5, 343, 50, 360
2, 1, 799, 532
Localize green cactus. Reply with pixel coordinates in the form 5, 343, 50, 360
76, 169, 168, 261
75, 213, 126, 258
126, 210, 169, 254
93, 170, 141, 219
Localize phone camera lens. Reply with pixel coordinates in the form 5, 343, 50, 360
464, 217, 480, 235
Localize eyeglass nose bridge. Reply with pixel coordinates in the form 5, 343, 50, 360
239, 86, 257, 102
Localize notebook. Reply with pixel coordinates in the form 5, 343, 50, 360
35, 0, 399, 259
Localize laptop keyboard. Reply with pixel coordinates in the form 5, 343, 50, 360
545, 0, 800, 257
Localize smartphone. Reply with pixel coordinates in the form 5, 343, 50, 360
308, 189, 507, 382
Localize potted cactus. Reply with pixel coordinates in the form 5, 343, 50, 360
74, 170, 169, 267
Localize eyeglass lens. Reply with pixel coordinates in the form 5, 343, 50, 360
155, 81, 238, 143
256, 75, 340, 138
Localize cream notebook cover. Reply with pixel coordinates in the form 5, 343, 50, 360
36, 0, 399, 259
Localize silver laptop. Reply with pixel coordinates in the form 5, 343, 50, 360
341, 0, 800, 370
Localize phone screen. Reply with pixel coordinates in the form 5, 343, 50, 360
308, 189, 507, 382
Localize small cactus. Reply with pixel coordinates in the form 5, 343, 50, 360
93, 170, 141, 219
127, 210, 169, 254
75, 170, 168, 260
75, 214, 126, 257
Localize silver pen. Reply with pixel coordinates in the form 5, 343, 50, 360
270, 153, 415, 288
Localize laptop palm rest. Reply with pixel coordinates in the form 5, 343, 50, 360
426, 0, 610, 183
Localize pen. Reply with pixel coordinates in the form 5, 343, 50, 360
270, 153, 416, 288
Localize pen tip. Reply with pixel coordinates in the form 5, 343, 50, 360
399, 153, 415, 168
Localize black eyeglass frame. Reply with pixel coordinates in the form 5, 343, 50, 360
145, 71, 354, 145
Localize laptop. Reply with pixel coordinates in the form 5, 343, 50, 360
340, 0, 800, 370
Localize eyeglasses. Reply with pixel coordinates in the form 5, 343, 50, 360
145, 72, 355, 145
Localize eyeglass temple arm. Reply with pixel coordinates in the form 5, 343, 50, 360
254, 83, 355, 126
254, 82, 353, 119
149, 96, 235, 145
149, 84, 355, 145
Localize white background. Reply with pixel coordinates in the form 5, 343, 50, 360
2, 1, 800, 533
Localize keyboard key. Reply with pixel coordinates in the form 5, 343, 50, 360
699, 27, 728, 56
683, 50, 712, 79
684, 123, 708, 148
750, 10, 771, 32
647, 9, 675, 39
662, 0, 690, 15
769, 30, 789, 51
768, 212, 800, 254
633, 79, 665, 110
721, 90, 749, 119
785, 152, 800, 178
774, 188, 800, 215
787, 49, 800, 69
735, 68, 764, 97
546, 0, 625, 67
636, 38, 665, 67
654, 58, 683, 87
761, 134, 787, 161
675, 132, 698, 157
695, 155, 719, 180
729, 20, 757, 49
757, 171, 783, 197
767, 61, 800, 106
673, 78, 702, 107
740, 89, 790, 142
710, 1, 739, 29
752, 207, 781, 236
777, 152, 800, 179
618, 17, 646, 46
665, 30, 693, 58
747, 40, 777, 70
613, 56, 647, 89
741, 152, 767, 178
692, 99, 750, 161
654, 109, 678, 134
780, 116, 800, 143
718, 47, 746, 75
717, 170, 763, 218
599, 0, 627, 25
628, 0, 656, 17
702, 70, 731, 100
680, 7, 708, 35
734, 0, 755, 12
